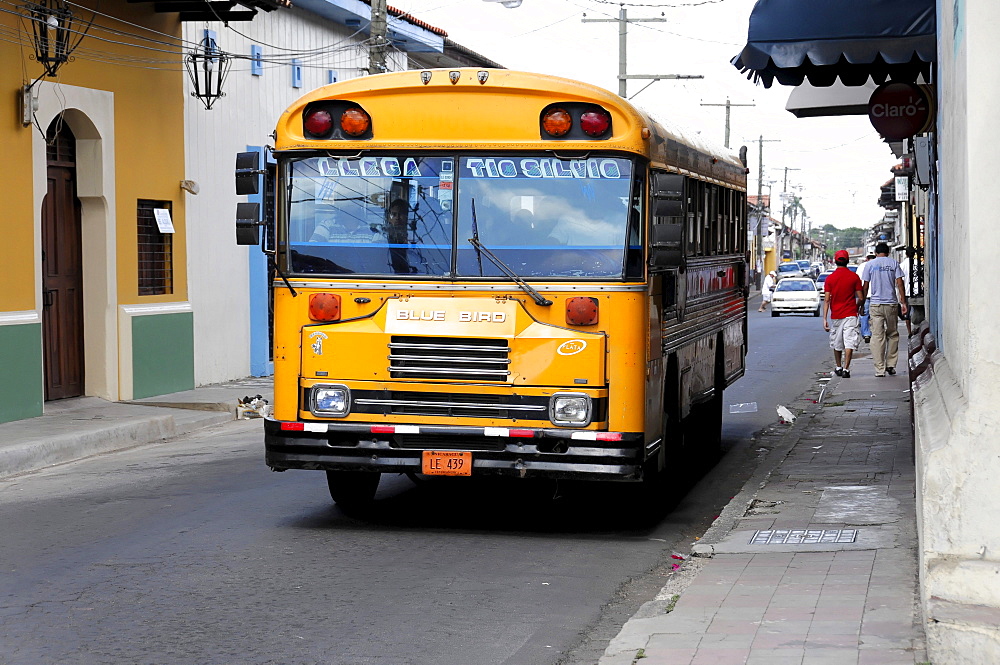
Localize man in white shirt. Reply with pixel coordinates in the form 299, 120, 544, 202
860, 242, 909, 377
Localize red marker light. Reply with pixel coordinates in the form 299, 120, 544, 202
508, 429, 535, 438
340, 108, 371, 137
280, 422, 305, 431
371, 425, 395, 434
304, 109, 333, 137
308, 293, 341, 322
566, 297, 599, 326
541, 107, 572, 137
580, 108, 611, 137
595, 432, 623, 441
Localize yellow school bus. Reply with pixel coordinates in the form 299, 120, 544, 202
235, 68, 748, 509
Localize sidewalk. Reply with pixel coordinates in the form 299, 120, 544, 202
600, 336, 926, 664
0, 378, 273, 479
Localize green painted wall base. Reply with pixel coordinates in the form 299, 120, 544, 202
132, 311, 195, 399
0, 323, 44, 424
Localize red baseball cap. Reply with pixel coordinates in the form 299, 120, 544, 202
834, 250, 850, 260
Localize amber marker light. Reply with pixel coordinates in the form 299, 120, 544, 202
541, 107, 572, 137
308, 293, 341, 321
340, 107, 371, 137
566, 297, 599, 325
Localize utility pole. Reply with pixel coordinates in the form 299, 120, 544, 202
780, 166, 801, 259
368, 0, 388, 75
751, 135, 779, 287
700, 98, 755, 148
582, 9, 702, 98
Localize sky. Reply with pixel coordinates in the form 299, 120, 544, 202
391, 0, 898, 232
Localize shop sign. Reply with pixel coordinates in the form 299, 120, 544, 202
895, 176, 909, 202
868, 83, 932, 141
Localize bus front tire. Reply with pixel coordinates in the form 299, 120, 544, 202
326, 470, 381, 510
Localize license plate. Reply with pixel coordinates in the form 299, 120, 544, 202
421, 450, 472, 476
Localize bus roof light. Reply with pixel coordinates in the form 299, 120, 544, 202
340, 107, 371, 137
541, 107, 572, 137
580, 107, 612, 137
308, 293, 341, 322
304, 109, 333, 137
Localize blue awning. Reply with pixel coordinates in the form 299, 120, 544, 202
732, 0, 935, 88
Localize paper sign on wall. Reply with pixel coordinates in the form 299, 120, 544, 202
153, 208, 175, 233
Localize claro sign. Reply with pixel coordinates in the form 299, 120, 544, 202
868, 83, 932, 141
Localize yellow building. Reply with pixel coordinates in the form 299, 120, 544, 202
0, 0, 276, 422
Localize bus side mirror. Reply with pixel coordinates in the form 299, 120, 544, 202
236, 202, 261, 245
650, 223, 683, 271
236, 151, 261, 196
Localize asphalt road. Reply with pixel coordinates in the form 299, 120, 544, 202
0, 298, 829, 665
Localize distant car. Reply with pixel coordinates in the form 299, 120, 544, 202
796, 260, 812, 275
776, 262, 806, 280
810, 261, 824, 277
816, 270, 835, 287
771, 277, 822, 317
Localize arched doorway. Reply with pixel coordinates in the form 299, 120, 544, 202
41, 117, 85, 400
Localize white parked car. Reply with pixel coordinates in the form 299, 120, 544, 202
776, 262, 806, 280
771, 278, 822, 317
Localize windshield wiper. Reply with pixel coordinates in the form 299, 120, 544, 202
468, 199, 552, 307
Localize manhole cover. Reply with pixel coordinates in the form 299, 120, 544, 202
749, 529, 858, 545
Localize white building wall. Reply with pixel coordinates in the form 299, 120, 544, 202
916, 0, 1000, 661
181, 9, 406, 385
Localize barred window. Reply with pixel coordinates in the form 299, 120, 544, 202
137, 200, 173, 295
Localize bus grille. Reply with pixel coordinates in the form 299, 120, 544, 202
388, 336, 511, 381
352, 390, 547, 420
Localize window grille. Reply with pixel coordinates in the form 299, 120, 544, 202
137, 200, 173, 295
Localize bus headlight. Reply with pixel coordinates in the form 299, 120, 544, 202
549, 393, 592, 427
310, 385, 351, 417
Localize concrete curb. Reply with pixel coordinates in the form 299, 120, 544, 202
0, 410, 235, 480
0, 415, 176, 479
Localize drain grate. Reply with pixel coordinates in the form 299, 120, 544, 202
750, 529, 858, 545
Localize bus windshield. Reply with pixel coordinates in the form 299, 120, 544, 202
282, 154, 638, 279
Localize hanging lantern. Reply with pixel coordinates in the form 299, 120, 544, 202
26, 0, 80, 77
184, 35, 232, 110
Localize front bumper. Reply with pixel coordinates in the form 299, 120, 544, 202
772, 300, 820, 313
264, 418, 646, 481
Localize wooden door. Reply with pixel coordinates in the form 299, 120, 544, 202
41, 122, 85, 400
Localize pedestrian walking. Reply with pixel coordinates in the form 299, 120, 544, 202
823, 249, 864, 378
758, 270, 776, 312
859, 254, 875, 343
860, 242, 909, 377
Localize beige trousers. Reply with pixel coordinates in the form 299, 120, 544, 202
869, 303, 900, 374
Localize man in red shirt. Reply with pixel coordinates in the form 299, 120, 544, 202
823, 249, 864, 378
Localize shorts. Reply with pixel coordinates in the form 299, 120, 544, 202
762, 291, 773, 303
829, 316, 861, 352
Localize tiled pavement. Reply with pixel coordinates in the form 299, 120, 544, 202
601, 337, 927, 665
